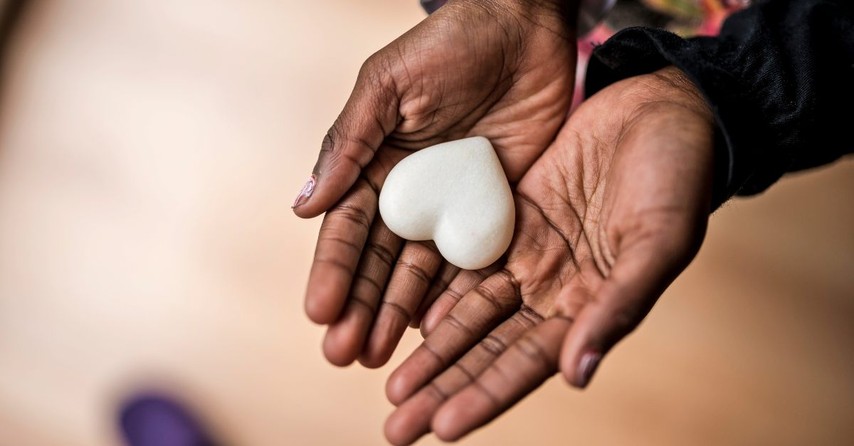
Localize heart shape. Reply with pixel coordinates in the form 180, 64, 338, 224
378, 136, 515, 270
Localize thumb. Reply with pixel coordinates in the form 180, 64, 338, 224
559, 234, 699, 389
292, 55, 399, 218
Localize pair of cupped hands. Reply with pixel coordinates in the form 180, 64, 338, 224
293, 1, 716, 444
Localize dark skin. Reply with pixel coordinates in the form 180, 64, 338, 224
294, 0, 718, 444
293, 0, 578, 368
383, 66, 716, 444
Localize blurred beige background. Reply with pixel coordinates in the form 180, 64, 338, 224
0, 1, 851, 445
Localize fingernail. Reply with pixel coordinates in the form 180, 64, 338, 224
292, 174, 316, 209
577, 351, 601, 388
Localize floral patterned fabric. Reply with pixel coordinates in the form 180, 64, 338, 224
574, 0, 751, 107
419, 0, 751, 108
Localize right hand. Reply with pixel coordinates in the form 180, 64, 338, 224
294, 0, 579, 368
384, 66, 717, 445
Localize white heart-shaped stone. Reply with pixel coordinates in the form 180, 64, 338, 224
378, 136, 515, 270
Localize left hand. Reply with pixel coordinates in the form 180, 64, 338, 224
382, 66, 718, 445
297, 0, 579, 369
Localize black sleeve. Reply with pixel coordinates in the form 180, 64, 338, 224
584, 0, 854, 207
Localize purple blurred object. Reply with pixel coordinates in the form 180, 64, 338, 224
119, 393, 219, 446
420, 0, 447, 14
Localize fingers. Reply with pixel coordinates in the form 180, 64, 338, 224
384, 308, 543, 445
410, 261, 460, 330
419, 266, 497, 337
304, 147, 407, 325
292, 55, 399, 218
359, 241, 445, 368
385, 270, 521, 405
559, 236, 690, 388
304, 179, 379, 325
431, 316, 571, 442
322, 218, 402, 366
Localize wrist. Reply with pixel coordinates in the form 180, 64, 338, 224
421, 0, 611, 35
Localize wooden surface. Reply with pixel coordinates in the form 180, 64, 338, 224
0, 1, 851, 445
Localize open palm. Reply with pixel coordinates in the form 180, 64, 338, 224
295, 0, 577, 368
382, 67, 718, 445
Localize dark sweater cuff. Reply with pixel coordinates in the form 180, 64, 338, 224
584, 0, 854, 209
584, 27, 743, 209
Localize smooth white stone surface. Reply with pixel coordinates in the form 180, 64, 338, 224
379, 136, 515, 270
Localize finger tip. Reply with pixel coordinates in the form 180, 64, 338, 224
559, 323, 595, 388
304, 308, 333, 326
383, 411, 418, 446
323, 313, 373, 367
431, 406, 464, 442
559, 352, 578, 385
357, 352, 389, 369
560, 366, 577, 387
304, 297, 338, 325
292, 194, 332, 218
322, 331, 358, 368
290, 204, 319, 219
558, 357, 588, 389
384, 394, 437, 446
291, 174, 322, 217
358, 336, 395, 369
421, 299, 454, 337
564, 349, 602, 390
565, 376, 587, 390
305, 275, 353, 326
408, 317, 422, 330
385, 374, 409, 406
419, 316, 438, 338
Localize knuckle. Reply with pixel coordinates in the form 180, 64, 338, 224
330, 202, 372, 231
361, 50, 384, 73
359, 50, 394, 85
479, 334, 509, 357
381, 300, 413, 320
396, 261, 432, 285
514, 334, 552, 367
473, 269, 521, 313
320, 126, 338, 156
366, 241, 396, 268
443, 313, 476, 338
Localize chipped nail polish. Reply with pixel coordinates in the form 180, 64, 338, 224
292, 175, 316, 209
577, 351, 602, 388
